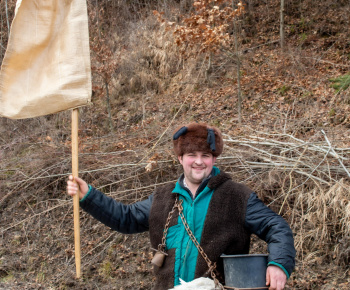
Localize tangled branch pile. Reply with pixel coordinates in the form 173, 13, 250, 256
1, 120, 349, 288
221, 129, 350, 267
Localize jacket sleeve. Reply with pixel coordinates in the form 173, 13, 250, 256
244, 193, 296, 278
79, 186, 153, 234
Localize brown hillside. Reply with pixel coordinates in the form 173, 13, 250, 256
1, 0, 349, 289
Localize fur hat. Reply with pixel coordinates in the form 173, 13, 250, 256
172, 122, 223, 157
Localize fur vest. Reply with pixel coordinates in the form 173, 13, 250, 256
149, 172, 253, 289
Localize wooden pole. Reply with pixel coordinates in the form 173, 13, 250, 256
71, 108, 81, 278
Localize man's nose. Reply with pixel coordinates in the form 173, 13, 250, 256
194, 156, 203, 164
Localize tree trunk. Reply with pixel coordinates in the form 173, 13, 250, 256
105, 79, 113, 131
280, 0, 285, 50
205, 53, 212, 86
233, 19, 242, 124
96, 0, 101, 39
5, 0, 10, 36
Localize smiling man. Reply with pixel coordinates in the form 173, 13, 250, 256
67, 122, 295, 290
178, 151, 215, 194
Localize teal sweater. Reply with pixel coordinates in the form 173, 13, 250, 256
168, 167, 220, 285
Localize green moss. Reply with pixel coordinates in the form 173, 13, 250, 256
299, 33, 307, 43
329, 108, 336, 117
278, 85, 291, 96
36, 262, 47, 283
1, 272, 15, 283
329, 74, 350, 92
99, 260, 113, 278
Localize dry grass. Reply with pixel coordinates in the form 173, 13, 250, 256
113, 15, 183, 97
295, 179, 350, 266
222, 129, 350, 267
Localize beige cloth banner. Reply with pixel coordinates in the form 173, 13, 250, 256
0, 0, 91, 119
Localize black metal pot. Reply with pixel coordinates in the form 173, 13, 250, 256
221, 254, 269, 290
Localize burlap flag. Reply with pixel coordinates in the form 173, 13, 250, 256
0, 0, 91, 119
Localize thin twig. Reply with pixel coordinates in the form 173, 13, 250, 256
1, 201, 70, 233
321, 130, 350, 178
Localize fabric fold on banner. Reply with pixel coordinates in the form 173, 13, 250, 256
0, 0, 91, 119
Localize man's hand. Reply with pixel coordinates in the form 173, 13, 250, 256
67, 175, 89, 200
266, 265, 287, 290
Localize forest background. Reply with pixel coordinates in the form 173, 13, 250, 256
0, 0, 350, 289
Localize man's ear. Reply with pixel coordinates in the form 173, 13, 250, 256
178, 155, 183, 165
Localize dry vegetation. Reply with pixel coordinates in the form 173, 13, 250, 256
1, 0, 350, 289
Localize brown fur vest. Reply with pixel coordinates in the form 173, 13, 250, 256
149, 172, 253, 290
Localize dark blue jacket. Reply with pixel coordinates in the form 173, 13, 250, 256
80, 174, 295, 278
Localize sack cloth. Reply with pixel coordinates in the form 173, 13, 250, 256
0, 0, 91, 119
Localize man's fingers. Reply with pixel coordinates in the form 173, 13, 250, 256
68, 175, 74, 181
72, 176, 85, 186
266, 265, 287, 290
266, 268, 271, 286
268, 281, 276, 290
67, 178, 79, 196
68, 176, 82, 187
67, 175, 88, 199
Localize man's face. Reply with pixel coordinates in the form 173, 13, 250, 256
178, 151, 216, 185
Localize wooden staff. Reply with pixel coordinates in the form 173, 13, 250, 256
71, 108, 81, 278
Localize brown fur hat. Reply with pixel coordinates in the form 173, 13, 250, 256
172, 122, 223, 157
